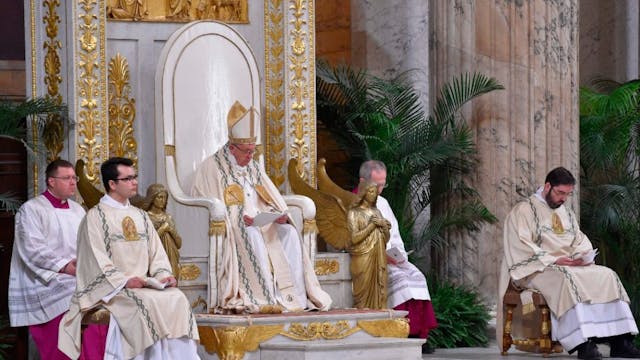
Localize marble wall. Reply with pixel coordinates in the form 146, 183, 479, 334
579, 0, 640, 85
430, 0, 580, 302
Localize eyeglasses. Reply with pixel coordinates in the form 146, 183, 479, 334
551, 187, 573, 197
52, 176, 79, 182
376, 183, 389, 189
231, 144, 256, 155
115, 175, 138, 182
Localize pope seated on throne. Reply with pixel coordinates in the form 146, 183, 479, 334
191, 100, 332, 314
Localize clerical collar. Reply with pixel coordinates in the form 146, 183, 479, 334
43, 189, 69, 209
100, 194, 130, 209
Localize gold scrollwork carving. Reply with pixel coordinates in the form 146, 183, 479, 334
264, 0, 286, 188
314, 258, 339, 276
209, 220, 226, 236
107, 53, 138, 166
106, 0, 248, 23
179, 263, 201, 281
199, 325, 283, 359
77, 0, 106, 185
164, 144, 176, 157
357, 318, 410, 338
191, 295, 208, 312
42, 0, 64, 162
281, 320, 360, 341
288, 0, 312, 185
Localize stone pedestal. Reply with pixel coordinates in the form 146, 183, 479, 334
315, 252, 353, 309
196, 310, 422, 360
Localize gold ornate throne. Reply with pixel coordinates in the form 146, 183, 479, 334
155, 21, 318, 312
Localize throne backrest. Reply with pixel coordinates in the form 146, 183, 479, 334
157, 20, 261, 193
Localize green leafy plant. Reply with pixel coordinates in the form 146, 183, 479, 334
0, 97, 68, 212
579, 79, 640, 318
427, 277, 491, 348
316, 61, 501, 253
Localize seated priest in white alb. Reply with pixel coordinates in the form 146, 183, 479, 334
191, 101, 332, 314
501, 167, 640, 360
59, 157, 200, 359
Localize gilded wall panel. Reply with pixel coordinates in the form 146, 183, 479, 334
106, 0, 248, 23
43, 0, 65, 162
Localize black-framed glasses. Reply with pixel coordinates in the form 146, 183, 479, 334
52, 176, 79, 182
115, 175, 138, 182
231, 144, 256, 155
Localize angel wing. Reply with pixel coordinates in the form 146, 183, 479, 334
75, 159, 104, 209
317, 158, 359, 209
287, 158, 351, 250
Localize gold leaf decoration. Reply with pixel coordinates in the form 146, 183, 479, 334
314, 258, 339, 276
179, 263, 201, 281
106, 0, 248, 23
107, 53, 138, 166
199, 325, 283, 359
265, 0, 286, 188
357, 318, 410, 338
42, 0, 64, 162
281, 320, 360, 340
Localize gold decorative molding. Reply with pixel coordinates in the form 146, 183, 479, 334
179, 263, 201, 281
281, 320, 359, 340
77, 0, 108, 185
107, 53, 138, 166
357, 319, 410, 338
191, 295, 208, 312
264, 0, 286, 188
288, 0, 315, 185
314, 258, 339, 276
106, 0, 248, 23
303, 218, 317, 234
29, 0, 39, 194
164, 144, 175, 156
209, 220, 226, 236
199, 325, 283, 359
43, 0, 64, 162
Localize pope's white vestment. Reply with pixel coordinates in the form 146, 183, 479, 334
192, 144, 331, 313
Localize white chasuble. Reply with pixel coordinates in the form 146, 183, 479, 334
192, 144, 331, 313
59, 197, 198, 359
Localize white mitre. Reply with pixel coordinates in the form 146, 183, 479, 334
228, 100, 259, 144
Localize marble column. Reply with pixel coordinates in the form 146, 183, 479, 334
430, 0, 580, 302
580, 0, 640, 85
351, 0, 430, 109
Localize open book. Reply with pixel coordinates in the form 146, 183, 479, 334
386, 247, 407, 263
571, 248, 598, 264
145, 277, 168, 290
252, 211, 287, 227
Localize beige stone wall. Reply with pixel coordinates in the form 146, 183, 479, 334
431, 0, 580, 302
316, 0, 351, 64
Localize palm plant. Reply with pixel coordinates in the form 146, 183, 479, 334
316, 61, 502, 253
579, 79, 640, 315
0, 97, 68, 212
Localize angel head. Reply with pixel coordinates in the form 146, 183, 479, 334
142, 183, 169, 211
356, 181, 379, 207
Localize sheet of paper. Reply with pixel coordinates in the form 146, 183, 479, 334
386, 247, 407, 263
252, 211, 285, 227
580, 248, 598, 264
145, 277, 168, 290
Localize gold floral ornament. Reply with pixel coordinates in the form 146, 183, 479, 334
122, 216, 140, 241
108, 53, 138, 166
314, 258, 339, 276
281, 321, 359, 340
198, 325, 283, 359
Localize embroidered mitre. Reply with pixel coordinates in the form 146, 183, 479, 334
228, 100, 259, 144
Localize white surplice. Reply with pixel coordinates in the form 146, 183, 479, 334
375, 196, 431, 308
8, 194, 85, 327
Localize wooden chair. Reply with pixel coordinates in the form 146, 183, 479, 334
501, 281, 563, 357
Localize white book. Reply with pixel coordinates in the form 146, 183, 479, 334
386, 247, 407, 263
145, 277, 168, 290
252, 211, 287, 227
